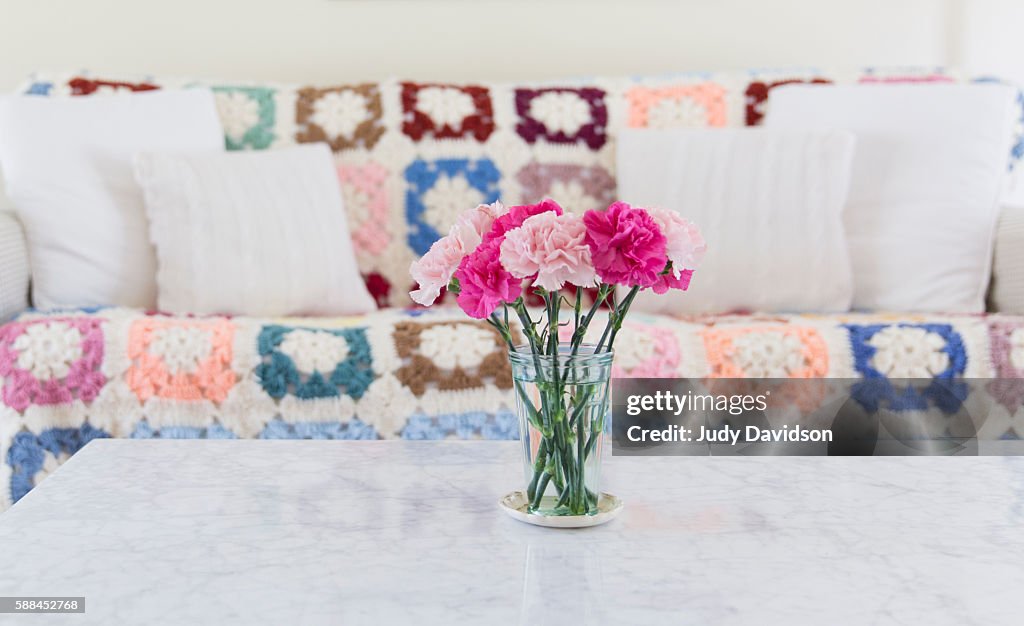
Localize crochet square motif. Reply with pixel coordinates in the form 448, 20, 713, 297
337, 162, 392, 258
744, 78, 832, 125
392, 321, 515, 396
405, 158, 501, 255
126, 318, 236, 403
260, 418, 378, 440
6, 424, 109, 503
987, 319, 1024, 411
845, 323, 967, 413
514, 87, 608, 149
516, 162, 616, 213
402, 411, 518, 440
401, 82, 495, 142
626, 83, 728, 128
0, 318, 106, 412
702, 326, 829, 379
67, 76, 160, 96
296, 84, 385, 151
211, 86, 277, 150
255, 326, 374, 401
610, 323, 682, 378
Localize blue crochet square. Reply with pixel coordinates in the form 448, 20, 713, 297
255, 325, 374, 401
844, 323, 968, 413
404, 158, 501, 255
401, 410, 518, 440
259, 419, 378, 440
130, 421, 238, 440
24, 81, 53, 96
6, 424, 110, 503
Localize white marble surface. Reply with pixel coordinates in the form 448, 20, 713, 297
1, 441, 1023, 625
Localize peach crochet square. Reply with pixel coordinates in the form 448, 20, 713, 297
701, 326, 828, 378
626, 83, 727, 129
126, 318, 236, 403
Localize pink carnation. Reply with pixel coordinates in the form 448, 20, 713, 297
409, 201, 507, 306
651, 268, 694, 294
583, 202, 667, 287
454, 239, 522, 319
500, 212, 597, 291
646, 207, 706, 275
455, 201, 507, 252
483, 199, 563, 245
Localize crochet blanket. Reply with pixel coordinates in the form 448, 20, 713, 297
20, 68, 1024, 308
3, 308, 1024, 508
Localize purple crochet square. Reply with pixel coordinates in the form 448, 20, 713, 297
516, 162, 616, 211
514, 87, 608, 150
988, 319, 1024, 411
0, 318, 106, 411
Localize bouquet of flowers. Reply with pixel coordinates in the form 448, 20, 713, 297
410, 199, 705, 517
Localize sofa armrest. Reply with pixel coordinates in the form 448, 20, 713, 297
990, 206, 1024, 314
0, 211, 30, 321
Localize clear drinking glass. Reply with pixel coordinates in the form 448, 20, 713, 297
509, 344, 613, 516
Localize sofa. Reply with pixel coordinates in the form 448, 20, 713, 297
2, 67, 1024, 508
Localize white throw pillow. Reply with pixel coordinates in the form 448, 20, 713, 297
765, 84, 1018, 313
618, 128, 856, 315
134, 143, 376, 316
0, 89, 224, 309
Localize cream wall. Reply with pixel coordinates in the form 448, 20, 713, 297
0, 0, 978, 90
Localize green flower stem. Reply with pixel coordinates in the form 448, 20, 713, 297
531, 473, 551, 509
576, 402, 586, 510
573, 287, 582, 337
526, 439, 547, 502
602, 286, 640, 353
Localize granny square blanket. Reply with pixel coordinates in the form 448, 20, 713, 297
19, 67, 1024, 308
3, 307, 1024, 508
6, 67, 1024, 509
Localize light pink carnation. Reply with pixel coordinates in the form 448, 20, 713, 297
500, 212, 597, 291
409, 201, 508, 306
455, 201, 507, 252
409, 229, 468, 306
646, 207, 706, 276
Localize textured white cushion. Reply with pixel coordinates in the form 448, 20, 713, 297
990, 206, 1024, 313
765, 83, 1018, 313
618, 128, 856, 314
0, 211, 29, 320
0, 89, 225, 309
134, 143, 375, 316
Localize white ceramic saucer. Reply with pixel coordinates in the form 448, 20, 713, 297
499, 491, 623, 528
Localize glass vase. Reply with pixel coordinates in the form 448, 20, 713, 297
509, 344, 613, 517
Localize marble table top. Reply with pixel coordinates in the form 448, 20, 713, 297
0, 440, 1022, 625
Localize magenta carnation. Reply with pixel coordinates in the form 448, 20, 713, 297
454, 239, 523, 319
651, 268, 694, 294
482, 199, 563, 245
583, 202, 668, 287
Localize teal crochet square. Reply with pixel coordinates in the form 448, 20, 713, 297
255, 325, 374, 401
209, 85, 277, 150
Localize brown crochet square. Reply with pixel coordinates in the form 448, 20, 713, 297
296, 84, 385, 151
393, 320, 519, 396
